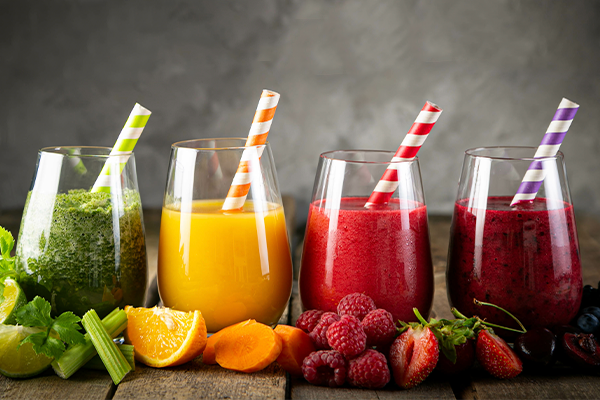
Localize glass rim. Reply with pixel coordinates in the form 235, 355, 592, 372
39, 146, 130, 159
320, 149, 419, 165
464, 146, 564, 161
172, 138, 269, 151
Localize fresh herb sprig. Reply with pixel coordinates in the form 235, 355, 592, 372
0, 226, 17, 304
15, 296, 86, 360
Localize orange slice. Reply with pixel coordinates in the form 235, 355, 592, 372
124, 306, 207, 368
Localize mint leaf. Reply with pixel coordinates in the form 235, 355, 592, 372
0, 226, 14, 260
15, 296, 87, 360
19, 332, 65, 360
52, 312, 85, 346
0, 226, 16, 306
15, 296, 54, 327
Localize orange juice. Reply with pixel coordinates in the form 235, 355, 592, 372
157, 199, 293, 332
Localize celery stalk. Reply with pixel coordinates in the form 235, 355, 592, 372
52, 308, 128, 379
81, 309, 131, 385
84, 344, 135, 371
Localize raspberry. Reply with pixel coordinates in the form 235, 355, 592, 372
362, 309, 396, 347
296, 309, 325, 333
347, 349, 391, 389
337, 293, 376, 321
326, 315, 367, 359
302, 350, 347, 387
309, 312, 340, 349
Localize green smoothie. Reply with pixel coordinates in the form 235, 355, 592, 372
16, 189, 147, 318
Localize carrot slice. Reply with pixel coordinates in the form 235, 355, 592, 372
202, 320, 256, 365
215, 322, 282, 373
274, 325, 316, 376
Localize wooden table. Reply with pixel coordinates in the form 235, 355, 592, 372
1, 208, 600, 399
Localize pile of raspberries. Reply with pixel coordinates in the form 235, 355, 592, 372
296, 293, 397, 389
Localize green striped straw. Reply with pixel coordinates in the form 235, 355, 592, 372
91, 103, 151, 193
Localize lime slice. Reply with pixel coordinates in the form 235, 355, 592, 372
0, 325, 53, 378
0, 278, 27, 325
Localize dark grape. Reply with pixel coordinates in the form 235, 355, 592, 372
514, 327, 556, 369
581, 285, 599, 309
577, 314, 600, 334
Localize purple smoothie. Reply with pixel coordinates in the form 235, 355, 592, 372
447, 196, 582, 336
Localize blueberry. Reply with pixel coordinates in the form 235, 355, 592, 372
582, 307, 600, 320
577, 313, 600, 334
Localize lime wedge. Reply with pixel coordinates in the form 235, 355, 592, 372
0, 325, 53, 378
0, 278, 27, 325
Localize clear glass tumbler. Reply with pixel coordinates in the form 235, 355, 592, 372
446, 147, 582, 337
299, 150, 434, 323
157, 138, 293, 333
16, 147, 148, 318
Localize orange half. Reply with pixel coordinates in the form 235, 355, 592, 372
124, 306, 207, 368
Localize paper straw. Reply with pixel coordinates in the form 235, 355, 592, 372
365, 101, 442, 207
510, 98, 579, 206
67, 148, 87, 175
221, 89, 280, 211
91, 103, 151, 193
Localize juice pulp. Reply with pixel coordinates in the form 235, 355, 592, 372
447, 196, 582, 335
299, 197, 434, 323
157, 200, 293, 332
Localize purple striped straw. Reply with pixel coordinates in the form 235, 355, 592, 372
510, 98, 579, 206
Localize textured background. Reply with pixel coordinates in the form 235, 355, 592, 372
1, 0, 599, 222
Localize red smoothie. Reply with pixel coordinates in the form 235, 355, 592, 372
447, 196, 582, 336
299, 197, 434, 323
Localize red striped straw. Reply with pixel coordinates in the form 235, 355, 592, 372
365, 101, 442, 207
222, 89, 280, 211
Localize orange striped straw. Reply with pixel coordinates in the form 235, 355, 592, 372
222, 89, 280, 211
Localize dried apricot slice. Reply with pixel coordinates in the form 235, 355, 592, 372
215, 321, 282, 373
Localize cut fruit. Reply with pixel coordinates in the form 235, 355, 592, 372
215, 321, 282, 373
0, 278, 27, 325
124, 306, 207, 368
202, 320, 255, 365
274, 324, 315, 376
0, 325, 53, 378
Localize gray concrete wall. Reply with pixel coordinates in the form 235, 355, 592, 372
1, 0, 599, 222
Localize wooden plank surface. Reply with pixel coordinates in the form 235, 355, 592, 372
459, 366, 600, 400
113, 361, 286, 400
0, 369, 114, 400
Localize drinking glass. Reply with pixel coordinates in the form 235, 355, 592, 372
157, 138, 292, 333
299, 150, 434, 323
16, 146, 148, 318
447, 146, 582, 336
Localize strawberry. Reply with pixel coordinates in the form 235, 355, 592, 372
389, 325, 439, 389
436, 339, 475, 375
476, 329, 523, 379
